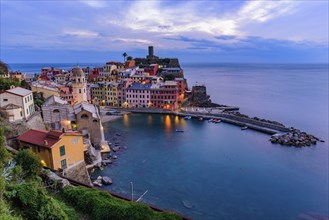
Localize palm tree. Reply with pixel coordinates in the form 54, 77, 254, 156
122, 52, 127, 62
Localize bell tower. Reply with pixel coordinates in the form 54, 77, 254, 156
71, 66, 87, 104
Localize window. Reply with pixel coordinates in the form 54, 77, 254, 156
3, 99, 8, 102
61, 159, 67, 169
60, 145, 65, 156
81, 114, 89, 119
20, 111, 22, 117
53, 109, 60, 113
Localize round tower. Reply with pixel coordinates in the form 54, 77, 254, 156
71, 66, 87, 104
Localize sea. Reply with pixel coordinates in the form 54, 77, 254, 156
9, 63, 329, 220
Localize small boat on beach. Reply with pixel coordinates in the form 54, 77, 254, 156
175, 129, 184, 132
241, 126, 248, 130
184, 116, 192, 119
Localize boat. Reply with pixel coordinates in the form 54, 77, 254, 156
198, 117, 203, 121
210, 118, 221, 123
184, 116, 192, 119
175, 129, 184, 132
241, 126, 248, 130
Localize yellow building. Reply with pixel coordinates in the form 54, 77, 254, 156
90, 82, 118, 106
31, 81, 61, 99
17, 129, 84, 170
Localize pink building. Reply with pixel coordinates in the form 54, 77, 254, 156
126, 82, 151, 108
150, 81, 179, 110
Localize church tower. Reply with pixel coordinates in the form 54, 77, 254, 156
71, 66, 87, 104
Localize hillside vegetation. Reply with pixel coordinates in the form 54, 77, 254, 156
0, 127, 181, 220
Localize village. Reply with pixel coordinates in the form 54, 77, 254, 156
0, 46, 210, 186
0, 46, 323, 187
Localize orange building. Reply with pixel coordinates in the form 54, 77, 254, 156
17, 130, 84, 170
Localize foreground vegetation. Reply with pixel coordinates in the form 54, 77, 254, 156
0, 128, 182, 220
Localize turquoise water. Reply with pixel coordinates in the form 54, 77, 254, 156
95, 64, 328, 219
10, 63, 329, 219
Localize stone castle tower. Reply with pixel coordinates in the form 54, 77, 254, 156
71, 66, 87, 104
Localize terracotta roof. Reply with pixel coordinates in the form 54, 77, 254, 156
17, 129, 82, 149
18, 129, 60, 149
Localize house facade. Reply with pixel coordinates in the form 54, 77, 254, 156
74, 103, 103, 145
41, 95, 74, 130
0, 87, 35, 120
126, 82, 151, 108
17, 129, 84, 170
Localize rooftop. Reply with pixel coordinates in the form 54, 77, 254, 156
17, 129, 82, 149
127, 82, 152, 90
74, 102, 100, 119
42, 95, 68, 106
5, 87, 32, 97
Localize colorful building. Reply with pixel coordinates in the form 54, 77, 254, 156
90, 81, 119, 106
150, 81, 179, 110
126, 82, 151, 108
17, 129, 84, 170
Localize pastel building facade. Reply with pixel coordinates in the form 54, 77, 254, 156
0, 87, 35, 120
17, 129, 84, 170
150, 81, 179, 110
126, 83, 151, 108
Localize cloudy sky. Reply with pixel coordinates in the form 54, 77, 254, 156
0, 0, 328, 63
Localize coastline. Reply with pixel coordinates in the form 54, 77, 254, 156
100, 114, 123, 123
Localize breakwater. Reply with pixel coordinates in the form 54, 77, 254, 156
104, 107, 323, 147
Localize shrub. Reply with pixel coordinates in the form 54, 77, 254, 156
5, 183, 68, 220
14, 149, 42, 179
61, 186, 181, 220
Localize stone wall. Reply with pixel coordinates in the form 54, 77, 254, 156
63, 160, 92, 186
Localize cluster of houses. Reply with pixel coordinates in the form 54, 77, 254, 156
30, 47, 188, 110
0, 46, 188, 180
0, 83, 106, 176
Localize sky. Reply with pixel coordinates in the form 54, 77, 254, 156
0, 0, 328, 63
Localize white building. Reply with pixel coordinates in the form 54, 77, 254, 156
0, 87, 35, 120
0, 104, 23, 122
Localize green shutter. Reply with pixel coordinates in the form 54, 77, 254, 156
60, 146, 65, 156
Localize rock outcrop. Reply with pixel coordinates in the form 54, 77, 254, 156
270, 129, 323, 147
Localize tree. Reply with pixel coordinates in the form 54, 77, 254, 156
14, 149, 42, 179
127, 56, 133, 61
0, 61, 9, 75
122, 52, 127, 62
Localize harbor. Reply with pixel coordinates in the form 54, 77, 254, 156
102, 106, 323, 147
